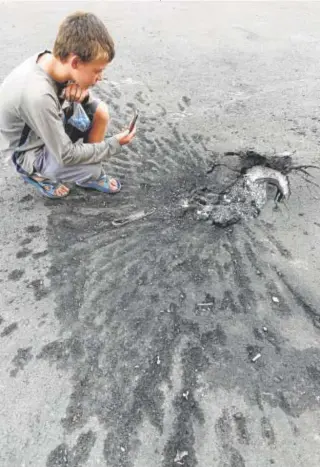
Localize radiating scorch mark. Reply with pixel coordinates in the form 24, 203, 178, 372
41, 81, 320, 467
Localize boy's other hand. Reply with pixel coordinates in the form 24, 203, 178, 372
115, 126, 136, 145
62, 83, 89, 103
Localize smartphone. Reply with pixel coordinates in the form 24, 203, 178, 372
129, 110, 139, 133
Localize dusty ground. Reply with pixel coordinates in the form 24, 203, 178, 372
1, 2, 320, 466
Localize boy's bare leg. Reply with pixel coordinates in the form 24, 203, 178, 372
86, 101, 109, 143
86, 101, 119, 190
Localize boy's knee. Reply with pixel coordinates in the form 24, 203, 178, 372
94, 101, 109, 125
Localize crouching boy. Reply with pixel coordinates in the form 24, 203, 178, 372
0, 11, 135, 198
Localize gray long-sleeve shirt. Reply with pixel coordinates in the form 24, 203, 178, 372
0, 52, 121, 174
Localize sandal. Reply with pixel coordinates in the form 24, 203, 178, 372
21, 175, 69, 199
76, 174, 121, 193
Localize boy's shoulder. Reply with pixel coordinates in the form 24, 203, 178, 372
1, 51, 59, 102
2, 53, 38, 86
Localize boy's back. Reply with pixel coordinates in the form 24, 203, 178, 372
0, 51, 67, 173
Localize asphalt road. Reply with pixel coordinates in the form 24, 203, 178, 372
1, 2, 320, 467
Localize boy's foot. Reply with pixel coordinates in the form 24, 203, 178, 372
76, 174, 121, 193
22, 174, 70, 199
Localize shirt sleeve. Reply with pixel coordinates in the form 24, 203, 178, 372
20, 91, 122, 166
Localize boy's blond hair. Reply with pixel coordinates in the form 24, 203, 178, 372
53, 11, 115, 63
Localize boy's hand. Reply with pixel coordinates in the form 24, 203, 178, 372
115, 127, 136, 145
62, 83, 89, 103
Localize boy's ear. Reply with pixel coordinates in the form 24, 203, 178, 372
70, 55, 80, 69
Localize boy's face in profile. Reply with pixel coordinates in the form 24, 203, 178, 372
70, 56, 108, 89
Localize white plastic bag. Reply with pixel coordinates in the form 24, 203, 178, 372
68, 103, 91, 132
